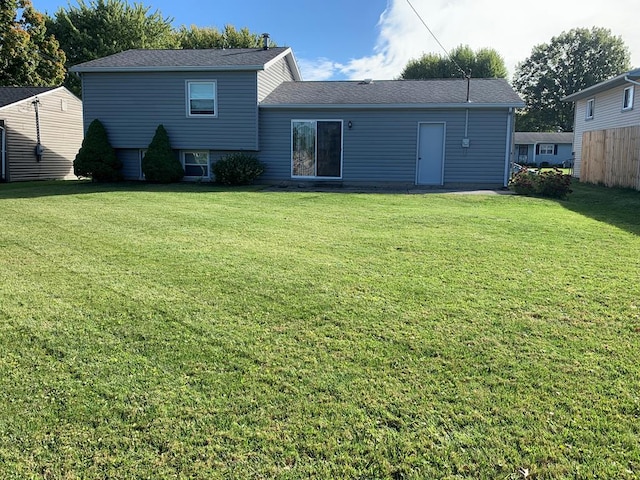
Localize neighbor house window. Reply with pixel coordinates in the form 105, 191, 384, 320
623, 86, 634, 110
182, 151, 210, 179
187, 81, 216, 116
292, 120, 342, 178
539, 144, 554, 155
586, 98, 595, 119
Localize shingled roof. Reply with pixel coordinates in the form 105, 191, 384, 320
0, 87, 57, 108
70, 47, 297, 74
260, 78, 524, 108
563, 68, 640, 102
514, 132, 574, 144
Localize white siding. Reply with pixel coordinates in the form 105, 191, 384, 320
572, 84, 640, 177
1, 88, 83, 181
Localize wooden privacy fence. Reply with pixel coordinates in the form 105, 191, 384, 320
581, 125, 640, 190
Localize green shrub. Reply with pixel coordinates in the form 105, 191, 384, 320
509, 168, 572, 199
536, 169, 573, 198
212, 153, 265, 185
509, 170, 538, 195
74, 119, 122, 182
142, 125, 184, 183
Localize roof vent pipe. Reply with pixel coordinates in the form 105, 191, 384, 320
262, 33, 270, 50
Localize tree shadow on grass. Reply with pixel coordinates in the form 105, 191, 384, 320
557, 182, 640, 236
0, 180, 263, 200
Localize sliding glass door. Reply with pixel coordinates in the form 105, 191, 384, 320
292, 120, 342, 178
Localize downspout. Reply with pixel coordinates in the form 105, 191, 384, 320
503, 108, 514, 187
32, 97, 43, 161
624, 76, 640, 87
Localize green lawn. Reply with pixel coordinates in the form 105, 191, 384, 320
1, 181, 639, 479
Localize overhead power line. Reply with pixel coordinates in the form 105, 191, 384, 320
405, 0, 470, 78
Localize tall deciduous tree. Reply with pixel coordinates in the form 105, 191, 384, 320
513, 27, 630, 132
177, 24, 269, 49
47, 0, 178, 95
0, 0, 66, 86
400, 45, 507, 80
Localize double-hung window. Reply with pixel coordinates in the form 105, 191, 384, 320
292, 120, 342, 178
187, 81, 216, 117
585, 98, 595, 119
623, 86, 634, 111
539, 144, 554, 155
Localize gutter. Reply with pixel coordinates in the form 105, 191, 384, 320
624, 76, 640, 87
260, 102, 525, 110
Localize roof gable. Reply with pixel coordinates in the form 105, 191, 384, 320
70, 47, 299, 77
260, 78, 524, 108
0, 86, 58, 108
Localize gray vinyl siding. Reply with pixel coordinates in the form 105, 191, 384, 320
259, 107, 510, 185
257, 57, 296, 102
1, 88, 82, 181
117, 148, 243, 181
572, 84, 640, 177
80, 70, 260, 151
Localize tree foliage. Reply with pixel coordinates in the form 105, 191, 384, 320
0, 0, 66, 86
74, 119, 122, 181
513, 27, 630, 132
177, 24, 269, 49
400, 45, 507, 80
47, 0, 178, 95
141, 125, 184, 183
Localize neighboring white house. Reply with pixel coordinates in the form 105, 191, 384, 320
563, 68, 640, 179
0, 86, 83, 182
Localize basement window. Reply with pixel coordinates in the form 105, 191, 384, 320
182, 151, 210, 179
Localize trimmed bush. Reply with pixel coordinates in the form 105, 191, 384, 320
212, 153, 265, 185
74, 119, 122, 181
509, 168, 572, 199
536, 169, 573, 198
142, 125, 184, 183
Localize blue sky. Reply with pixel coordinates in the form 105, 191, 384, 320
34, 0, 639, 81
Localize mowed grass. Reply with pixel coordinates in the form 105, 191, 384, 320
0, 181, 639, 479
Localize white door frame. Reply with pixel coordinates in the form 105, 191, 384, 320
416, 122, 446, 185
0, 124, 6, 181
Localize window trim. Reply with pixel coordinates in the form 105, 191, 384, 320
138, 149, 146, 180
186, 80, 217, 118
539, 144, 554, 155
181, 150, 210, 180
623, 85, 634, 111
290, 119, 343, 179
585, 98, 595, 120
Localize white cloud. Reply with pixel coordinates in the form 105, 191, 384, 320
297, 57, 344, 81
300, 0, 640, 81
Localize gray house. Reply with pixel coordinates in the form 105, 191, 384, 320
1, 86, 83, 182
513, 132, 574, 167
71, 46, 524, 187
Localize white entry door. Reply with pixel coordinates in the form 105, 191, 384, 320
416, 123, 445, 185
